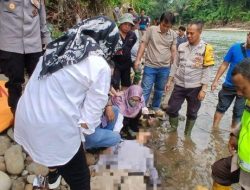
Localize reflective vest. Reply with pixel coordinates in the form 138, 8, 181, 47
238, 100, 250, 172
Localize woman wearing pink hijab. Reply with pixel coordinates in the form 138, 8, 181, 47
112, 85, 145, 139
85, 85, 146, 149
112, 85, 145, 118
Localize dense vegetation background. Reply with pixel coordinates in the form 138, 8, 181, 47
46, 0, 250, 36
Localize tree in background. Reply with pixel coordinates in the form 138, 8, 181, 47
46, 0, 250, 37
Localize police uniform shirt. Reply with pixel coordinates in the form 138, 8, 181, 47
169, 40, 213, 88
0, 0, 51, 54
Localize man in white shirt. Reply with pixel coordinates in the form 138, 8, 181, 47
14, 16, 120, 190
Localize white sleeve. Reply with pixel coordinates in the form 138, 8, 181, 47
113, 113, 124, 132
78, 64, 111, 135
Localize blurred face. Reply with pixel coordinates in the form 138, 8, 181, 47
232, 73, 250, 99
119, 22, 133, 34
128, 96, 140, 107
128, 9, 134, 14
187, 24, 201, 45
137, 131, 151, 144
179, 29, 185, 37
141, 10, 145, 16
132, 22, 139, 31
160, 22, 172, 33
246, 32, 250, 48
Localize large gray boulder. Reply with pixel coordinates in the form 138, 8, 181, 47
0, 171, 12, 190
0, 136, 11, 156
26, 162, 48, 176
11, 178, 25, 190
4, 145, 24, 175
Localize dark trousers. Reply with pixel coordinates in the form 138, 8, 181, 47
112, 63, 131, 90
216, 85, 245, 121
0, 50, 41, 113
166, 85, 202, 120
123, 111, 142, 132
54, 144, 90, 190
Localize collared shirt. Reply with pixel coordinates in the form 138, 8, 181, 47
170, 40, 213, 88
0, 0, 51, 54
14, 55, 111, 167
142, 26, 177, 68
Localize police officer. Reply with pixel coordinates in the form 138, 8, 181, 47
0, 0, 51, 114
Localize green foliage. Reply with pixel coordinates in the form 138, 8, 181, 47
141, 0, 250, 25
45, 0, 250, 32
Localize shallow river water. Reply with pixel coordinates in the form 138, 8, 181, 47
151, 30, 247, 190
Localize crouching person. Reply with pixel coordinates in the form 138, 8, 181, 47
14, 16, 120, 190
112, 85, 147, 139
211, 59, 250, 190
84, 105, 121, 150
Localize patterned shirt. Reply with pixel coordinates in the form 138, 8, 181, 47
170, 40, 214, 88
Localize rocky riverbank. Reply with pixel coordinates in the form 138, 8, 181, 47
0, 127, 98, 190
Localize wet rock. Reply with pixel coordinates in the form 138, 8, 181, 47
26, 162, 48, 176
7, 128, 14, 141
89, 165, 96, 177
26, 175, 36, 184
0, 155, 5, 162
0, 161, 6, 172
159, 146, 167, 152
0, 136, 11, 156
0, 171, 12, 190
22, 153, 27, 160
148, 118, 160, 128
21, 170, 28, 177
140, 118, 148, 128
60, 186, 68, 190
4, 145, 24, 175
178, 114, 186, 121
61, 178, 67, 186
10, 175, 18, 180
11, 178, 25, 190
25, 156, 33, 165
24, 184, 33, 190
85, 153, 96, 166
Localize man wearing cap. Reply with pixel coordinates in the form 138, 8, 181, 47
112, 13, 137, 90
0, 0, 51, 114
211, 31, 250, 129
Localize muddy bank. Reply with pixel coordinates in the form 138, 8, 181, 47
204, 21, 250, 31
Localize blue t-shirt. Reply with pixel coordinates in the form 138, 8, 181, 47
224, 43, 250, 87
